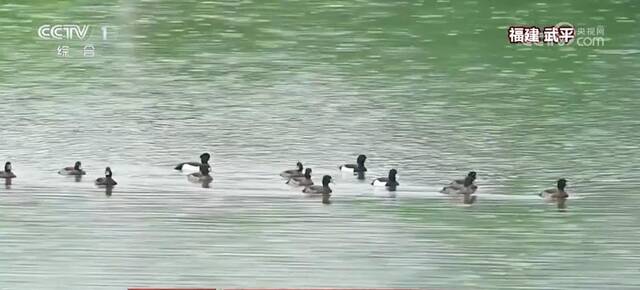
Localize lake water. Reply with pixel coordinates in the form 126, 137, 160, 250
1, 0, 639, 289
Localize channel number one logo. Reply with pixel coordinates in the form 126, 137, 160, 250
37, 25, 110, 41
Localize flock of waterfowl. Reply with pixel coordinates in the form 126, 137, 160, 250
0, 152, 569, 207
279, 154, 568, 207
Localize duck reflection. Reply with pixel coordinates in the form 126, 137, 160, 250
4, 177, 12, 189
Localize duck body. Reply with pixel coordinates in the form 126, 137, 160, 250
339, 164, 359, 172
291, 178, 313, 186
0, 162, 16, 178
95, 176, 117, 186
95, 167, 117, 186
539, 188, 568, 200
59, 161, 86, 176
0, 171, 16, 178
176, 162, 211, 174
303, 185, 332, 194
175, 162, 205, 172
59, 168, 86, 176
371, 178, 388, 186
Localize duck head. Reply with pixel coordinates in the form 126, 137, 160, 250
296, 161, 303, 172
467, 171, 477, 181
388, 169, 398, 179
74, 161, 82, 170
200, 153, 211, 164
386, 168, 399, 188
322, 175, 333, 187
303, 168, 312, 179
105, 167, 113, 178
557, 178, 567, 191
4, 162, 11, 172
356, 154, 367, 171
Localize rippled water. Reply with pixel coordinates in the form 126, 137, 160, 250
1, 0, 640, 289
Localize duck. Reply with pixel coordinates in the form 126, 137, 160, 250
287, 168, 313, 186
339, 154, 367, 174
58, 161, 86, 176
441, 174, 477, 195
280, 161, 303, 178
175, 152, 211, 173
371, 169, 399, 191
0, 162, 16, 178
450, 171, 476, 186
303, 175, 333, 195
187, 164, 213, 183
441, 171, 477, 194
539, 178, 568, 200
95, 167, 117, 187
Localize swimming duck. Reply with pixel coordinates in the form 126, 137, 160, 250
441, 171, 477, 193
339, 154, 367, 174
303, 175, 333, 195
371, 169, 399, 191
175, 153, 211, 173
0, 162, 16, 178
450, 171, 476, 186
95, 167, 117, 187
441, 174, 477, 195
58, 161, 86, 176
280, 161, 303, 178
539, 178, 568, 200
187, 164, 213, 183
287, 168, 313, 186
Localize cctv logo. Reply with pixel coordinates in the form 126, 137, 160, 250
38, 24, 90, 40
